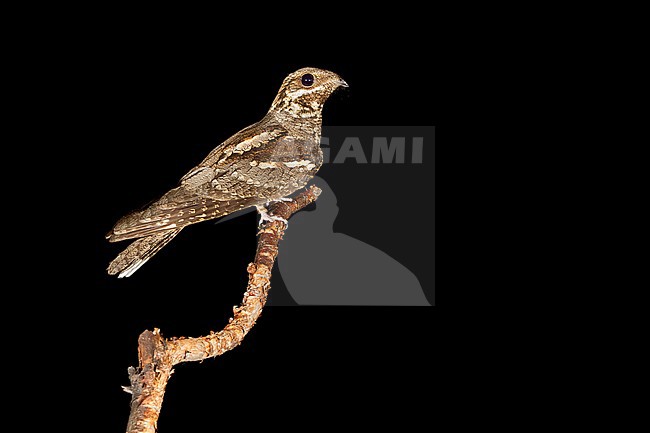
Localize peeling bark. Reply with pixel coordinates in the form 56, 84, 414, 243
124, 186, 321, 433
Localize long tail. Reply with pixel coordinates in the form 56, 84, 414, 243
107, 229, 182, 278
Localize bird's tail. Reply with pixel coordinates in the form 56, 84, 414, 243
107, 229, 182, 278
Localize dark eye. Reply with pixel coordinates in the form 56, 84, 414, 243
301, 73, 314, 87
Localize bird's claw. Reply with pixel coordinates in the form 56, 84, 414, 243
256, 206, 289, 227
264, 197, 293, 207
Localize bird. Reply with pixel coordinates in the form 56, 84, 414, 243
106, 67, 348, 278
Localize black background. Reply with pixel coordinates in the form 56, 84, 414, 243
44, 41, 440, 431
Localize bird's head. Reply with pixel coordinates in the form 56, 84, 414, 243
269, 67, 348, 119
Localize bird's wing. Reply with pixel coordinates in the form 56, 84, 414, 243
107, 185, 250, 242
108, 121, 295, 242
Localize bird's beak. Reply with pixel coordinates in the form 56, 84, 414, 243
333, 75, 350, 87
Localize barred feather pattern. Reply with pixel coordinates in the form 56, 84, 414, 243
107, 229, 181, 278
106, 67, 347, 276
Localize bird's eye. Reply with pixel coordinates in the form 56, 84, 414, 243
301, 73, 314, 87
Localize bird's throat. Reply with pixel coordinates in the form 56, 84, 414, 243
270, 99, 324, 121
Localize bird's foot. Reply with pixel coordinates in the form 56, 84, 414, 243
264, 197, 293, 207
256, 205, 288, 227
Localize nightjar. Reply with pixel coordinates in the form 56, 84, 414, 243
106, 67, 347, 277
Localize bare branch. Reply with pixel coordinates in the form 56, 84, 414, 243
125, 185, 321, 433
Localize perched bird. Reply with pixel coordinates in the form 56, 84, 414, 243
106, 67, 347, 278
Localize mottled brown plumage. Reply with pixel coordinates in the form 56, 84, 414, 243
107, 67, 347, 277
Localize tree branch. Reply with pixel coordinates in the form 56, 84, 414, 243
124, 185, 321, 433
